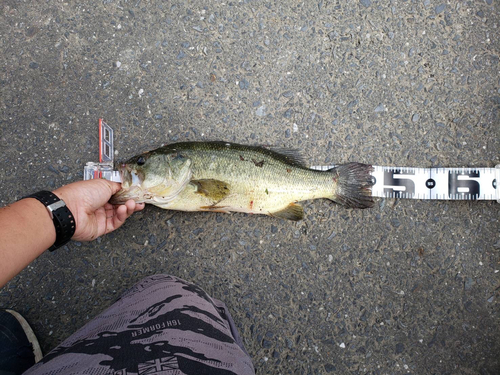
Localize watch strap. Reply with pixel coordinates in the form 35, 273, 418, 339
24, 191, 76, 251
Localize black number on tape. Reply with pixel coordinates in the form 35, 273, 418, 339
383, 170, 415, 197
426, 179, 436, 189
448, 171, 480, 199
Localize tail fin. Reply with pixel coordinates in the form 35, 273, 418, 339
330, 163, 374, 208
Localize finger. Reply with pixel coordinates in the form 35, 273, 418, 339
94, 207, 107, 237
103, 202, 114, 211
104, 204, 115, 217
120, 200, 145, 212
83, 180, 123, 211
111, 200, 144, 230
114, 204, 129, 226
104, 207, 121, 234
101, 180, 122, 195
80, 179, 121, 196
125, 200, 136, 216
105, 212, 119, 234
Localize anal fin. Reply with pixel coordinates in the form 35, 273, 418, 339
271, 203, 304, 221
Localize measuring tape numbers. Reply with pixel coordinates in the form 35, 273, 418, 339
312, 165, 499, 202
370, 166, 498, 201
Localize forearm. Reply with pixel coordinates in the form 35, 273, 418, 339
0, 180, 144, 288
0, 198, 56, 288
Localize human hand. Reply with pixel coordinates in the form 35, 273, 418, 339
53, 180, 145, 241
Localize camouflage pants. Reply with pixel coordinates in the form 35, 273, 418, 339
24, 274, 255, 375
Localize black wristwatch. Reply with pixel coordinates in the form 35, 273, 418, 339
24, 191, 76, 251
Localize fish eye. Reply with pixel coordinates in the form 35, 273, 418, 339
137, 156, 146, 166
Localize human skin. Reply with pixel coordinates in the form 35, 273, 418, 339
0, 179, 144, 288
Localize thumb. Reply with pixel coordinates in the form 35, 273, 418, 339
84, 179, 122, 207
106, 180, 122, 195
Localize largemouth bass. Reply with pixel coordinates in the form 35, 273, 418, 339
110, 141, 374, 221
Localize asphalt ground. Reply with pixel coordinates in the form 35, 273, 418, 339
1, 1, 499, 374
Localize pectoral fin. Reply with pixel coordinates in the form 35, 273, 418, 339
190, 179, 230, 201
271, 203, 304, 221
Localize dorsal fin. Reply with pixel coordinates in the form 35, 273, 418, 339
265, 147, 306, 166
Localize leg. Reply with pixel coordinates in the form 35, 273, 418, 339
24, 275, 254, 375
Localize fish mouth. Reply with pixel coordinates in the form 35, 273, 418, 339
109, 164, 144, 204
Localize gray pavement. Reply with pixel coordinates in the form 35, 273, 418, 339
1, 0, 499, 374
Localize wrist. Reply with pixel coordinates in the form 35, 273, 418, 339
52, 188, 80, 241
24, 191, 76, 251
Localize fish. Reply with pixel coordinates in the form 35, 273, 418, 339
110, 141, 374, 221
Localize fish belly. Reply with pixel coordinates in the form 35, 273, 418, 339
158, 184, 303, 215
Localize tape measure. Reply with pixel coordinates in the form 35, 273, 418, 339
310, 165, 500, 202
86, 120, 499, 203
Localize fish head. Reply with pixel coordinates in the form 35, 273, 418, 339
110, 151, 192, 205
